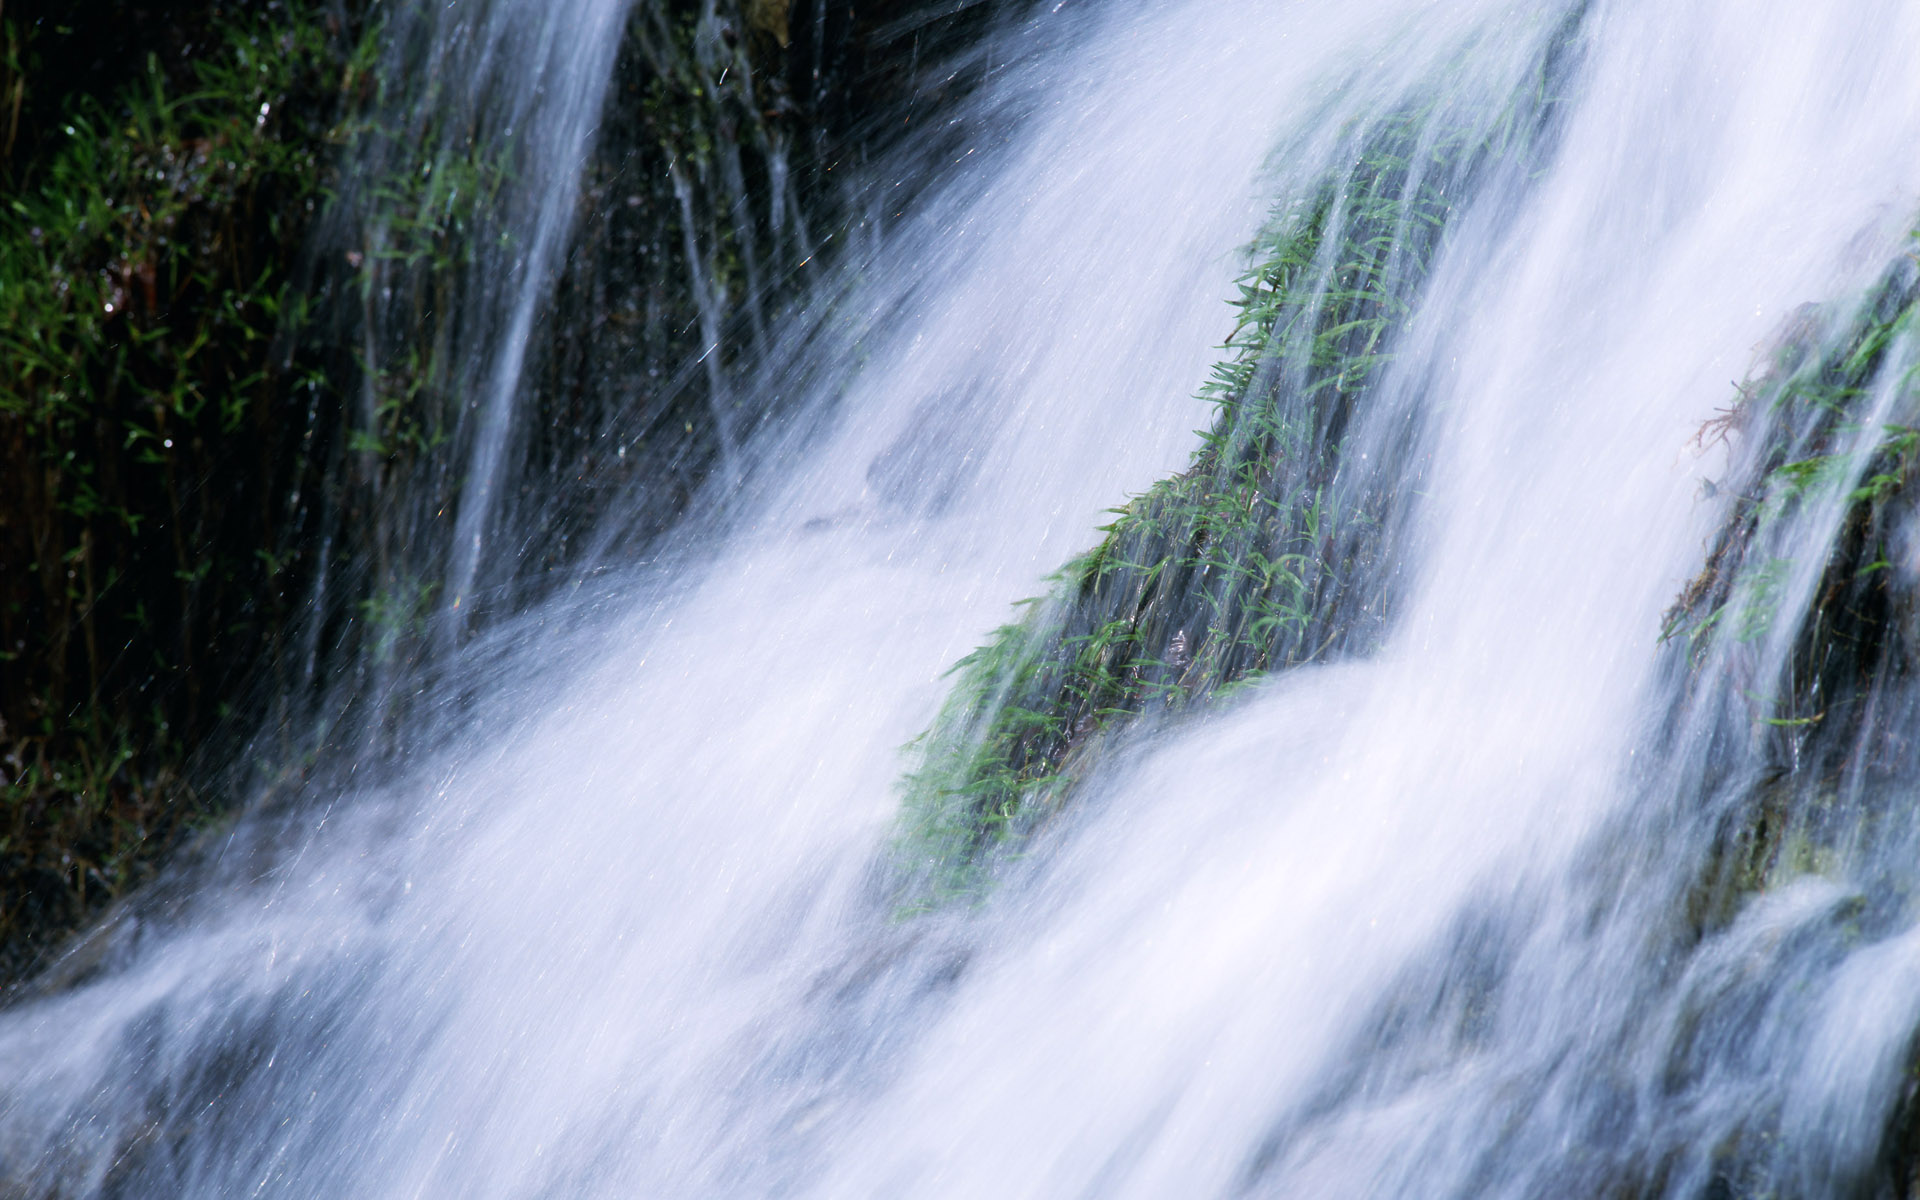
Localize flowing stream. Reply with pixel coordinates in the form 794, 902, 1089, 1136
10, 0, 1920, 1196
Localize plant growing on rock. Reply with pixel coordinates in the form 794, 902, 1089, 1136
1667, 244, 1920, 934
891, 22, 1590, 901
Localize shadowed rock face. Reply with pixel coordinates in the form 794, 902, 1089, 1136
521, 0, 1031, 567
0, 0, 1022, 984
410, 0, 1021, 588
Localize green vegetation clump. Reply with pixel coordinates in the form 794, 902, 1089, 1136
1667, 247, 1920, 931
892, 43, 1583, 900
1645, 237, 1920, 1200
0, 2, 371, 978
1664, 264, 1920, 669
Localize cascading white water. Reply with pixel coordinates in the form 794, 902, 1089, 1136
9, 0, 1920, 1196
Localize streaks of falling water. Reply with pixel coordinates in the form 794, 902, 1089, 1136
9, 0, 1920, 1198
338, 0, 636, 626
433, 0, 637, 619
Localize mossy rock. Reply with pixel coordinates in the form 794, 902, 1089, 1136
891, 18, 1590, 902
1670, 245, 1920, 936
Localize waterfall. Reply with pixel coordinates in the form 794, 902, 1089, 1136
9, 0, 1920, 1196
377, 0, 631, 592
292, 0, 633, 740
424, 0, 638, 619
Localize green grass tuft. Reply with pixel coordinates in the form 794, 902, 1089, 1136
891, 36, 1585, 903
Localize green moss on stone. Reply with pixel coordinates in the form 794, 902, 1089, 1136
1670, 235, 1920, 942
893, 37, 1585, 901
